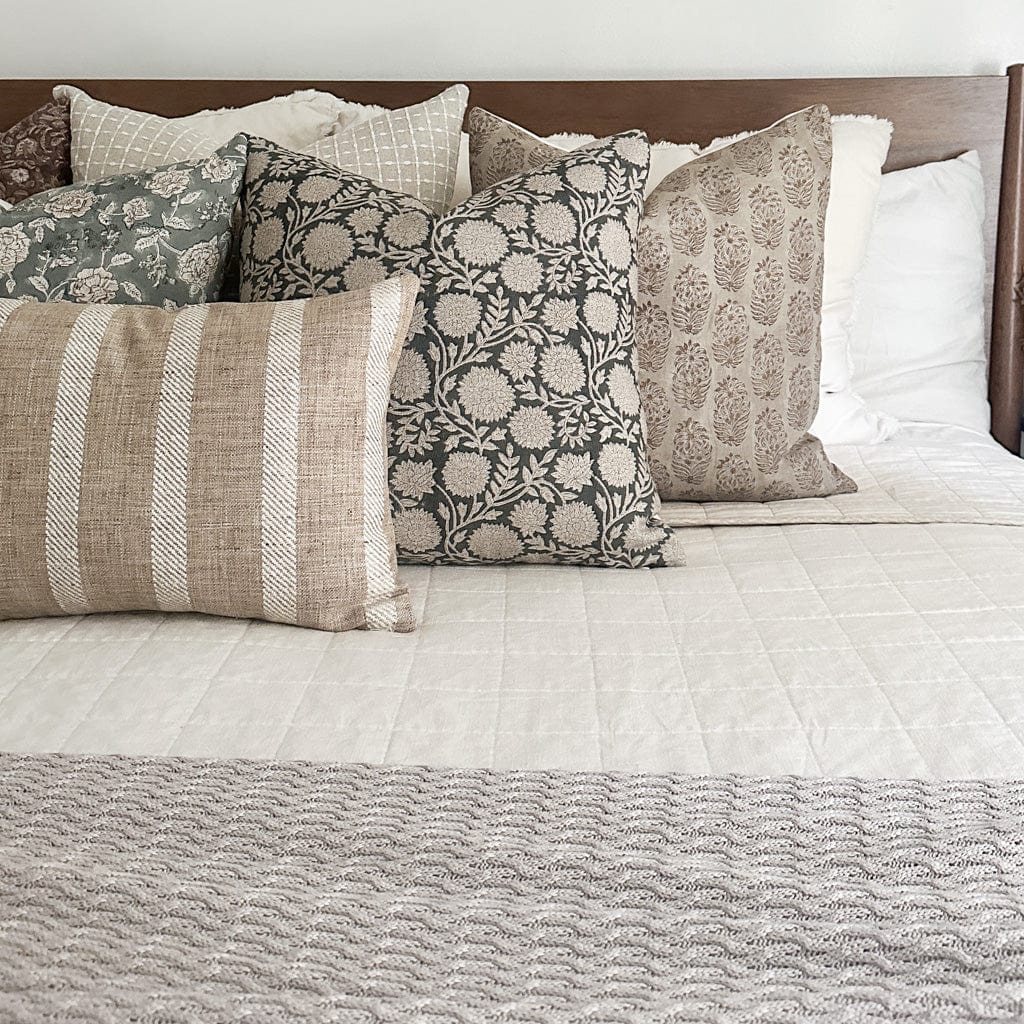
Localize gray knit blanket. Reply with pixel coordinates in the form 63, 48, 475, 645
2, 754, 1024, 1023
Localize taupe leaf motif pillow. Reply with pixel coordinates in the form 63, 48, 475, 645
470, 106, 856, 502
0, 98, 72, 206
240, 135, 678, 568
0, 135, 247, 306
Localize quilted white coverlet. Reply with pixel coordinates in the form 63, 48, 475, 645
2, 425, 1024, 779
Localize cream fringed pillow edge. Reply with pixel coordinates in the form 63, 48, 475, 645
0, 274, 420, 633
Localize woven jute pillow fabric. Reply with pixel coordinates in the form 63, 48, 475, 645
0, 135, 247, 306
470, 106, 856, 502
240, 135, 678, 568
0, 97, 72, 205
56, 84, 468, 215
0, 275, 419, 632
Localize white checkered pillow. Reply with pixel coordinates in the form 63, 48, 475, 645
55, 84, 468, 214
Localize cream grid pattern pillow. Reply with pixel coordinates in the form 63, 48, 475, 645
0, 275, 419, 632
55, 84, 468, 214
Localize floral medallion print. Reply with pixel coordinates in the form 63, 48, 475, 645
0, 98, 72, 206
240, 134, 676, 567
0, 135, 247, 307
469, 106, 856, 503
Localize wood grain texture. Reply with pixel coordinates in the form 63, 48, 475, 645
1, 73, 1020, 449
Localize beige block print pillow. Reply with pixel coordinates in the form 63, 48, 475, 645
469, 105, 855, 502
0, 276, 420, 632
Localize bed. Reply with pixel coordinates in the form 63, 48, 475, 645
2, 72, 1024, 1022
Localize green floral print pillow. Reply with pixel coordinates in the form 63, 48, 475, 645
239, 133, 679, 568
0, 134, 247, 307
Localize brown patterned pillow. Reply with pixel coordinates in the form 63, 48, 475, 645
0, 276, 420, 632
469, 106, 855, 502
0, 98, 72, 205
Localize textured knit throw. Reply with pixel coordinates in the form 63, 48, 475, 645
2, 753, 1024, 1022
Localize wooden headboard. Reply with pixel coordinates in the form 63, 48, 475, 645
3, 72, 1023, 450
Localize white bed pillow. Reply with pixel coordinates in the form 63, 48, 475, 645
0, 199, 10, 211
849, 151, 989, 434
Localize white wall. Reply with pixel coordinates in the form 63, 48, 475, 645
5, 0, 1024, 80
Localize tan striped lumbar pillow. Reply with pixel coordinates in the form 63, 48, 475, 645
0, 275, 419, 632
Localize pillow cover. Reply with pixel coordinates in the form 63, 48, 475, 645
469, 106, 855, 502
240, 135, 677, 567
0, 274, 420, 632
850, 151, 988, 433
56, 85, 344, 162
469, 110, 894, 447
0, 135, 247, 306
0, 97, 72, 205
0, 200, 10, 212
56, 84, 468, 214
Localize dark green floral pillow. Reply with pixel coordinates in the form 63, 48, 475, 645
240, 133, 677, 567
0, 135, 247, 307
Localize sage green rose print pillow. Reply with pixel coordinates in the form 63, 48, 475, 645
0, 134, 247, 307
240, 134, 678, 568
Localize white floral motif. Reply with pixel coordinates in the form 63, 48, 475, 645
551, 502, 599, 547
201, 154, 236, 183
458, 367, 515, 422
44, 190, 96, 218
542, 298, 578, 334
121, 197, 151, 229
0, 225, 30, 274
178, 240, 222, 290
392, 461, 434, 498
468, 524, 523, 561
453, 221, 508, 264
532, 202, 575, 244
553, 453, 592, 490
391, 350, 430, 402
598, 444, 636, 488
541, 345, 586, 395
510, 500, 547, 536
343, 258, 387, 290
499, 340, 536, 380
148, 168, 191, 199
583, 292, 619, 334
597, 221, 632, 270
384, 211, 430, 248
68, 267, 118, 303
567, 164, 607, 192
297, 176, 342, 203
606, 364, 641, 415
500, 253, 543, 292
394, 510, 441, 552
509, 407, 554, 449
493, 203, 528, 229
302, 223, 353, 270
442, 452, 491, 497
348, 208, 384, 234
435, 294, 482, 337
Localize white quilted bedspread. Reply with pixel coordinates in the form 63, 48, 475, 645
3, 425, 1024, 780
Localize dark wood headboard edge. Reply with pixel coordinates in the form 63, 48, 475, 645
992, 64, 1024, 452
